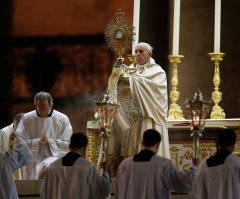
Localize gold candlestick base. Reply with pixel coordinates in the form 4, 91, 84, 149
208, 52, 226, 119
168, 55, 185, 120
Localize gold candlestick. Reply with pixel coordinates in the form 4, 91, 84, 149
168, 55, 185, 120
208, 52, 226, 119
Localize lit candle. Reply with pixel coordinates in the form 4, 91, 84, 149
214, 0, 221, 53
172, 0, 181, 55
132, 0, 140, 54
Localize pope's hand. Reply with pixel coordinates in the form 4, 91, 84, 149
113, 61, 123, 68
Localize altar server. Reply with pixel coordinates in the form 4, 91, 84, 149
0, 135, 32, 199
192, 128, 240, 199
15, 91, 72, 179
40, 132, 110, 199
116, 129, 199, 199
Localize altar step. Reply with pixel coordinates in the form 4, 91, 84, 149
15, 179, 190, 199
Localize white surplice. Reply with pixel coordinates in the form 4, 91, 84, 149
0, 136, 32, 199
116, 154, 196, 199
15, 110, 72, 179
192, 153, 240, 199
40, 155, 110, 199
108, 58, 170, 158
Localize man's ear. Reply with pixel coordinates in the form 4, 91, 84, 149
230, 144, 235, 152
82, 145, 88, 151
50, 103, 54, 109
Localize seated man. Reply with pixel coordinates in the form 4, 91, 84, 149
0, 135, 33, 199
192, 128, 240, 199
40, 132, 110, 199
0, 113, 24, 179
15, 91, 72, 179
116, 129, 200, 199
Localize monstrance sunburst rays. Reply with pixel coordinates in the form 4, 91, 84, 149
105, 9, 135, 58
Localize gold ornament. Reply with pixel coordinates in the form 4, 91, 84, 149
168, 55, 185, 120
208, 52, 226, 119
105, 9, 135, 58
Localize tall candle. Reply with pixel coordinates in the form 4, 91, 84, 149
172, 0, 181, 55
214, 0, 221, 53
132, 0, 140, 54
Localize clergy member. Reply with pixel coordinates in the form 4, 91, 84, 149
192, 128, 240, 199
116, 129, 200, 199
40, 132, 110, 199
0, 113, 24, 179
108, 42, 169, 158
15, 91, 72, 179
0, 135, 32, 199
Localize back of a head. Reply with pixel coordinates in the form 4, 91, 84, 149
34, 91, 53, 105
142, 129, 161, 147
217, 128, 236, 148
70, 132, 88, 149
13, 113, 24, 126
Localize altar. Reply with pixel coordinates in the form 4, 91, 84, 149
86, 118, 240, 175
168, 119, 240, 171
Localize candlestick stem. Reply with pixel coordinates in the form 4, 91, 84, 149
168, 55, 185, 120
208, 52, 226, 119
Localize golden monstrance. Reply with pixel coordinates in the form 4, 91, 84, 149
105, 9, 135, 63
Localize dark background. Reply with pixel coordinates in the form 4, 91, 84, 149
0, 0, 239, 132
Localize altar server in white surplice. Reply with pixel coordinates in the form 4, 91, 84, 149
15, 91, 72, 179
108, 42, 170, 158
192, 128, 240, 199
40, 132, 110, 199
116, 129, 200, 199
0, 135, 32, 199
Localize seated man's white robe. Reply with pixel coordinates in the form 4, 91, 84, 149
116, 151, 196, 199
15, 110, 72, 179
192, 151, 240, 199
40, 152, 110, 199
0, 136, 32, 199
108, 58, 170, 158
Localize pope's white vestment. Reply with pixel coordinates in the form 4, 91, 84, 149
15, 110, 72, 179
116, 151, 196, 199
192, 151, 240, 199
40, 152, 110, 199
108, 58, 170, 158
0, 136, 32, 199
